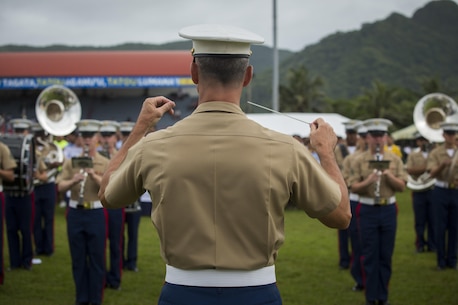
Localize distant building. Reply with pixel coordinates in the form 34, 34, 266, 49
0, 51, 197, 130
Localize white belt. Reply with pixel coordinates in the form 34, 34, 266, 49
359, 196, 396, 206
435, 180, 458, 189
349, 193, 359, 201
165, 264, 276, 287
69, 199, 103, 209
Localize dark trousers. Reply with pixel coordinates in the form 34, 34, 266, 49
5, 193, 33, 269
33, 182, 56, 255
0, 192, 4, 284
338, 228, 350, 268
106, 208, 125, 288
67, 207, 107, 305
350, 200, 363, 286
359, 203, 397, 303
433, 187, 458, 268
158, 282, 282, 305
123, 211, 141, 270
412, 188, 435, 251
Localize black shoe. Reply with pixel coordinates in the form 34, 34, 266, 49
416, 247, 424, 253
352, 283, 364, 291
437, 266, 446, 271
365, 302, 377, 305
378, 301, 391, 305
105, 283, 121, 290
74, 302, 89, 305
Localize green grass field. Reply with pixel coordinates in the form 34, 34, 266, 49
1, 190, 457, 305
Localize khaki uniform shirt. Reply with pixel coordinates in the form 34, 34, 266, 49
342, 149, 365, 187
34, 144, 54, 184
57, 153, 108, 201
334, 142, 356, 171
348, 150, 407, 198
0, 142, 17, 187
105, 101, 341, 270
427, 145, 458, 184
406, 149, 428, 180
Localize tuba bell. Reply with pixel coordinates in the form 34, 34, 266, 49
408, 92, 458, 191
35, 85, 82, 167
413, 92, 458, 143
36, 85, 82, 137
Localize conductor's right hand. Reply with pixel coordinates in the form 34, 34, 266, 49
309, 118, 337, 157
137, 96, 176, 132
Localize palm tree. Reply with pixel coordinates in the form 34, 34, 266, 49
358, 80, 399, 118
279, 65, 325, 112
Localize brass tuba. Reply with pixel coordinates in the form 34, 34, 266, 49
36, 85, 82, 137
413, 93, 458, 143
35, 85, 82, 166
408, 93, 458, 190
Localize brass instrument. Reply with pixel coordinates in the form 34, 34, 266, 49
34, 136, 62, 181
35, 85, 82, 169
408, 93, 458, 190
36, 85, 82, 137
413, 93, 458, 143
372, 144, 383, 201
78, 145, 90, 205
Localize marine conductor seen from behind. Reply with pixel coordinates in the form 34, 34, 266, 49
99, 24, 350, 305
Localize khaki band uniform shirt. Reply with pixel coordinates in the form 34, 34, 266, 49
427, 145, 458, 185
334, 142, 354, 171
34, 144, 54, 184
405, 149, 428, 181
0, 142, 17, 187
57, 153, 109, 201
105, 102, 341, 270
342, 149, 365, 188
348, 150, 407, 198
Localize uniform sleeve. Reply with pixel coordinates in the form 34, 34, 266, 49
392, 154, 408, 182
426, 148, 440, 171
1, 143, 17, 170
104, 141, 145, 208
342, 155, 353, 186
290, 141, 341, 218
347, 153, 364, 186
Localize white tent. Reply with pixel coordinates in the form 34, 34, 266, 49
246, 113, 350, 138
391, 124, 417, 141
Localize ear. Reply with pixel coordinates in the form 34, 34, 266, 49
242, 65, 253, 87
191, 61, 198, 84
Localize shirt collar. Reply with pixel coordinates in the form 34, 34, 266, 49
192, 101, 245, 116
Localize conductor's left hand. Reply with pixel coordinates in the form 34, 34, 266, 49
137, 96, 176, 131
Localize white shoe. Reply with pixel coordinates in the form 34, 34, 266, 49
32, 258, 42, 265
59, 200, 66, 208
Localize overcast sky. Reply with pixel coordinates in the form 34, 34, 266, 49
0, 0, 449, 51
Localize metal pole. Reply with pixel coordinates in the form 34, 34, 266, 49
272, 0, 279, 111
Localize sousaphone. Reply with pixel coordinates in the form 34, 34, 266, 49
35, 85, 82, 165
413, 92, 458, 143
36, 85, 82, 137
408, 92, 458, 190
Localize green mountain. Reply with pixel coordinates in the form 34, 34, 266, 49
256, 0, 458, 100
